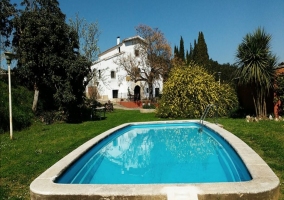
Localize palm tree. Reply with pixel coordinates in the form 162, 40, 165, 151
235, 27, 277, 117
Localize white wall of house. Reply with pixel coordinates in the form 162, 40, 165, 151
87, 36, 163, 101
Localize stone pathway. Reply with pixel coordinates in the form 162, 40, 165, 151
113, 103, 141, 110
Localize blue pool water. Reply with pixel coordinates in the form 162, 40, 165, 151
56, 122, 251, 184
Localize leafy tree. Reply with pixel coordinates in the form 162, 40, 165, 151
13, 0, 69, 111
207, 59, 238, 83
0, 0, 16, 49
235, 27, 277, 117
156, 63, 238, 118
115, 24, 172, 100
52, 55, 92, 121
12, 0, 91, 121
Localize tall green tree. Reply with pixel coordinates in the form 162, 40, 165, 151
192, 39, 197, 63
13, 0, 91, 121
179, 36, 185, 62
187, 43, 193, 64
235, 27, 277, 117
193, 32, 209, 67
185, 50, 189, 64
174, 45, 179, 58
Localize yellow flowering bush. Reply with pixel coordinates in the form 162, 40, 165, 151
156, 64, 238, 118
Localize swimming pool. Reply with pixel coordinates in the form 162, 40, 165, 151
30, 120, 279, 199
55, 122, 251, 184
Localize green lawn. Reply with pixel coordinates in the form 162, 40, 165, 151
0, 109, 283, 199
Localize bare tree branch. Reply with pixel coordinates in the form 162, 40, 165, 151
115, 24, 172, 100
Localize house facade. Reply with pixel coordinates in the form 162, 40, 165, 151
87, 36, 163, 102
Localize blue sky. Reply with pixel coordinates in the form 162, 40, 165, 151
9, 0, 284, 65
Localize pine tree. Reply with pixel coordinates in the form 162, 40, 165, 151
192, 39, 197, 63
179, 36, 185, 61
174, 45, 179, 58
186, 50, 189, 64
194, 32, 209, 67
188, 43, 193, 63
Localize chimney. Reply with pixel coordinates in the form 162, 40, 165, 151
117, 36, 120, 45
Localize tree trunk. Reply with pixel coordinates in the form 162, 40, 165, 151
32, 84, 39, 112
253, 90, 268, 118
148, 82, 153, 101
252, 95, 258, 117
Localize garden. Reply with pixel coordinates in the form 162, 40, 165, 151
0, 109, 283, 199
1, 2, 283, 198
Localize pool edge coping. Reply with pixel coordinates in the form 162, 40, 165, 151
30, 120, 280, 199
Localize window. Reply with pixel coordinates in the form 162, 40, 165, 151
155, 88, 160, 97
98, 70, 101, 79
134, 49, 139, 57
111, 71, 116, 79
112, 90, 118, 98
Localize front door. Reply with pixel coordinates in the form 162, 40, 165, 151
134, 85, 140, 101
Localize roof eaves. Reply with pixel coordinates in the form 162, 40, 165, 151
92, 52, 125, 65
98, 35, 146, 58
98, 43, 122, 57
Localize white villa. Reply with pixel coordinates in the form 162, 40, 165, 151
87, 36, 163, 102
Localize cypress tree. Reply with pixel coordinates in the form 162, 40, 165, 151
195, 32, 209, 67
174, 45, 179, 58
192, 39, 198, 63
186, 50, 189, 64
179, 36, 185, 61
189, 43, 193, 63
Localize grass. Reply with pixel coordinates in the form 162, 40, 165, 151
0, 110, 283, 199
214, 118, 284, 200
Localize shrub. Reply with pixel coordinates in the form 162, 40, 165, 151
156, 64, 238, 118
274, 72, 284, 114
0, 80, 34, 133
